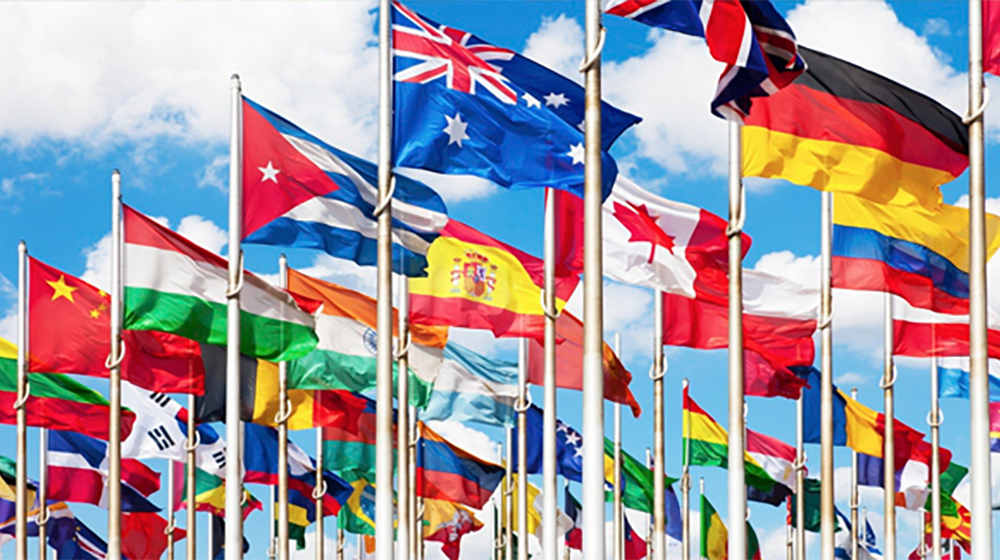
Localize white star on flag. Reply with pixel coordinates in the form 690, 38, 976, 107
259, 161, 281, 183
544, 92, 569, 109
443, 113, 470, 147
566, 143, 585, 165
564, 431, 581, 447
523, 92, 541, 108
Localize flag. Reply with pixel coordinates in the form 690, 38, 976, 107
409, 219, 579, 339
423, 498, 484, 560
122, 512, 185, 560
180, 467, 261, 521
833, 193, 1000, 315
564, 486, 582, 550
1, 337, 136, 440
700, 494, 727, 560
286, 267, 446, 407
684, 386, 796, 493
605, 0, 804, 121
937, 357, 1000, 400
509, 473, 573, 541
338, 478, 376, 536
790, 478, 824, 533
512, 404, 617, 488
744, 46, 967, 210
47, 430, 160, 512
241, 97, 448, 278
27, 257, 205, 394
624, 516, 648, 560
600, 438, 678, 514
49, 518, 110, 560
747, 521, 763, 560
391, 1, 619, 199
422, 341, 518, 426
527, 310, 641, 416
664, 269, 816, 399
416, 421, 504, 508
123, 204, 318, 361
985, 0, 1000, 76
833, 507, 853, 559
664, 484, 684, 547
322, 394, 381, 483
857, 438, 951, 511
892, 300, 1000, 360
989, 401, 1000, 508
121, 381, 228, 477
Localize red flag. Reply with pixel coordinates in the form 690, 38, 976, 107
551, 189, 585, 278
27, 257, 204, 394
986, 0, 1000, 76
527, 310, 641, 417
624, 516, 647, 560
122, 512, 185, 560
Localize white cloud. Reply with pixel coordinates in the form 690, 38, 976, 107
523, 15, 584, 83
198, 155, 229, 191
294, 254, 378, 297
834, 372, 866, 387
923, 17, 952, 37
176, 215, 227, 255
395, 168, 501, 205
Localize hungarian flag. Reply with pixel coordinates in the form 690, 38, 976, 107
409, 219, 579, 340
123, 204, 318, 361
27, 257, 205, 394
1, 336, 135, 440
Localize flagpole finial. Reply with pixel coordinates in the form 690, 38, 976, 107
682, 378, 688, 389
112, 169, 120, 177
231, 73, 241, 81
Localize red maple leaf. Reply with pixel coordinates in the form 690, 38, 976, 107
612, 201, 675, 263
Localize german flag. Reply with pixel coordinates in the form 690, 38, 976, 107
743, 46, 967, 209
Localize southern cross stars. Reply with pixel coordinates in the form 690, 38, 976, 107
566, 143, 585, 165
544, 92, 569, 109
443, 113, 470, 147
259, 161, 280, 183
523, 92, 541, 108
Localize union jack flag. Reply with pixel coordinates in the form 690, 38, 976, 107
392, 2, 518, 104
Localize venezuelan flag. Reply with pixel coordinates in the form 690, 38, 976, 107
409, 220, 579, 340
744, 46, 967, 209
416, 421, 504, 509
833, 193, 1000, 314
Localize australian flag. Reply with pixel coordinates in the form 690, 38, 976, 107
604, 0, 805, 121
392, 1, 619, 199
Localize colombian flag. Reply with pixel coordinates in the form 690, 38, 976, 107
744, 46, 967, 210
410, 220, 579, 340
416, 421, 504, 509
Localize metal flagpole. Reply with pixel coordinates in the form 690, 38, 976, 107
646, 449, 654, 560
516, 338, 528, 560
698, 477, 705, 560
268, 486, 276, 560
187, 393, 198, 560
337, 526, 344, 560
543, 188, 559, 560
883, 294, 896, 559
819, 190, 835, 560
357, 533, 362, 560
375, 0, 396, 558
563, 478, 571, 560
725, 120, 746, 560
851, 388, 859, 560
930, 356, 942, 560
38, 428, 48, 560
613, 336, 623, 560
682, 378, 691, 560
396, 276, 410, 560
225, 74, 245, 560
581, 0, 606, 558
168, 458, 176, 560
409, 406, 419, 560
109, 169, 124, 560
505, 427, 513, 560
316, 426, 325, 560
968, 1, 994, 557
653, 293, 666, 560
15, 240, 27, 560
278, 255, 291, 560
795, 388, 805, 560
786, 524, 793, 560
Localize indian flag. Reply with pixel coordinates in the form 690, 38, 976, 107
123, 205, 318, 361
286, 268, 447, 407
683, 386, 795, 494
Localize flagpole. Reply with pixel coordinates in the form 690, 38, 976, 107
725, 120, 746, 560
819, 190, 835, 560
278, 254, 291, 560
883, 293, 896, 559
581, 0, 606, 557
851, 388, 859, 560
795, 387, 805, 560
563, 478, 571, 560
224, 73, 245, 560
337, 526, 344, 560
109, 168, 124, 560
396, 275, 410, 560
15, 240, 27, 560
375, 0, 396, 557
187, 393, 198, 560
409, 405, 419, 560
516, 338, 528, 560
698, 477, 705, 560
930, 356, 942, 560
505, 427, 513, 560
613, 334, 623, 560
653, 292, 666, 560
38, 428, 48, 560
682, 378, 691, 560
646, 449, 654, 560
543, 187, 559, 560
168, 458, 176, 560
268, 485, 276, 560
968, 1, 994, 557
316, 425, 325, 560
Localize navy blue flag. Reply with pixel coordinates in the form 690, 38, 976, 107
392, 1, 619, 199
797, 366, 847, 446
510, 404, 584, 482
50, 519, 110, 560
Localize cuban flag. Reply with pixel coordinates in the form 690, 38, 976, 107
241, 97, 449, 278
47, 431, 161, 513
603, 0, 805, 121
391, 1, 618, 200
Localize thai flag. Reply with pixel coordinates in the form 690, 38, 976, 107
604, 0, 805, 120
47, 431, 161, 513
241, 97, 449, 278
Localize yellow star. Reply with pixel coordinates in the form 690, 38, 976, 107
98, 289, 108, 299
47, 275, 78, 303
90, 308, 101, 319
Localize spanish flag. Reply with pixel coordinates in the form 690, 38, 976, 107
410, 220, 579, 339
744, 46, 967, 209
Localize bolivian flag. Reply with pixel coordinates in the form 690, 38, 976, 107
744, 46, 967, 209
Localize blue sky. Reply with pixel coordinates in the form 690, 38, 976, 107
0, 1, 996, 558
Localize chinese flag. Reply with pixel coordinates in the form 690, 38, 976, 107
27, 257, 204, 394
